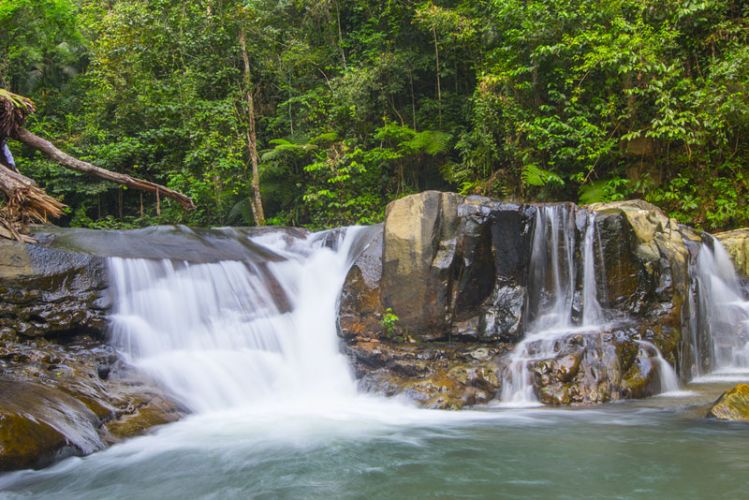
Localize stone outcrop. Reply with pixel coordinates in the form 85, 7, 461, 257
588, 200, 701, 378
0, 239, 108, 338
707, 384, 749, 421
0, 237, 181, 471
339, 193, 705, 408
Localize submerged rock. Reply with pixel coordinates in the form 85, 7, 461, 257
707, 384, 749, 422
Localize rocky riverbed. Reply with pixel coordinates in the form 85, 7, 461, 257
1, 193, 748, 471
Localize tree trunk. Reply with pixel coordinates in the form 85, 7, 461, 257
432, 27, 442, 126
239, 29, 266, 226
0, 162, 65, 241
12, 128, 195, 210
335, 1, 347, 69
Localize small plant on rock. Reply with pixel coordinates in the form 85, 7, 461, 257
381, 307, 399, 338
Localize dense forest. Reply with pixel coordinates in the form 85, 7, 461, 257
1, 0, 747, 230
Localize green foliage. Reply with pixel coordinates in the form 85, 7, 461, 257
381, 307, 399, 338
521, 164, 564, 188
3, 0, 748, 231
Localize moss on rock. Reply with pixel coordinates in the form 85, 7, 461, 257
707, 384, 749, 422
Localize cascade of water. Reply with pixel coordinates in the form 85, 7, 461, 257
500, 207, 606, 406
635, 340, 681, 395
690, 237, 749, 382
529, 205, 576, 332
108, 227, 371, 413
582, 213, 604, 326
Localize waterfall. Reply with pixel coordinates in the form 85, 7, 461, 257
527, 205, 576, 332
635, 340, 684, 395
690, 237, 749, 382
500, 207, 606, 406
108, 227, 371, 413
582, 213, 604, 326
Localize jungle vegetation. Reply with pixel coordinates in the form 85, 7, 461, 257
1, 0, 747, 230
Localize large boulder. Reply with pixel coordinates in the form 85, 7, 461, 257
707, 384, 749, 421
339, 194, 698, 408
375, 191, 536, 342
0, 381, 101, 470
588, 200, 699, 378
381, 191, 463, 337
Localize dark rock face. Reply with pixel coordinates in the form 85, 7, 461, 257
339, 229, 384, 342
377, 192, 536, 343
338, 194, 699, 408
0, 241, 108, 339
0, 238, 181, 472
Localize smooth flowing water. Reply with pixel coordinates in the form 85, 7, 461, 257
689, 238, 749, 383
1, 225, 748, 498
2, 401, 748, 499
106, 228, 365, 412
501, 207, 612, 405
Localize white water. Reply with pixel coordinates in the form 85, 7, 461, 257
106, 226, 512, 434
109, 229, 367, 413
689, 237, 749, 382
501, 207, 607, 406
582, 213, 604, 325
635, 340, 694, 397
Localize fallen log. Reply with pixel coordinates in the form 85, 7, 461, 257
0, 162, 65, 221
0, 163, 65, 241
13, 128, 196, 210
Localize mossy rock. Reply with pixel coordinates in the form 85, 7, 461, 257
106, 398, 180, 440
0, 414, 68, 471
707, 384, 749, 422
0, 381, 102, 471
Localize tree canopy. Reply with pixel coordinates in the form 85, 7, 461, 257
1, 0, 747, 230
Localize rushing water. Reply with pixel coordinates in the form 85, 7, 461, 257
1, 224, 748, 498
501, 207, 612, 405
106, 228, 366, 412
689, 237, 749, 383
2, 402, 748, 499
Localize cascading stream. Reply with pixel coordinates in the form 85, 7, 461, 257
690, 237, 749, 382
635, 340, 682, 395
108, 228, 370, 413
501, 207, 606, 406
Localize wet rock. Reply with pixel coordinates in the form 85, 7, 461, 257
343, 339, 506, 409
707, 384, 749, 421
588, 200, 699, 382
381, 191, 463, 338
339, 193, 695, 408
0, 235, 183, 471
0, 239, 108, 339
338, 228, 384, 341
0, 381, 101, 471
523, 327, 667, 405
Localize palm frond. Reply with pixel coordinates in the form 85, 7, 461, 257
0, 89, 36, 137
